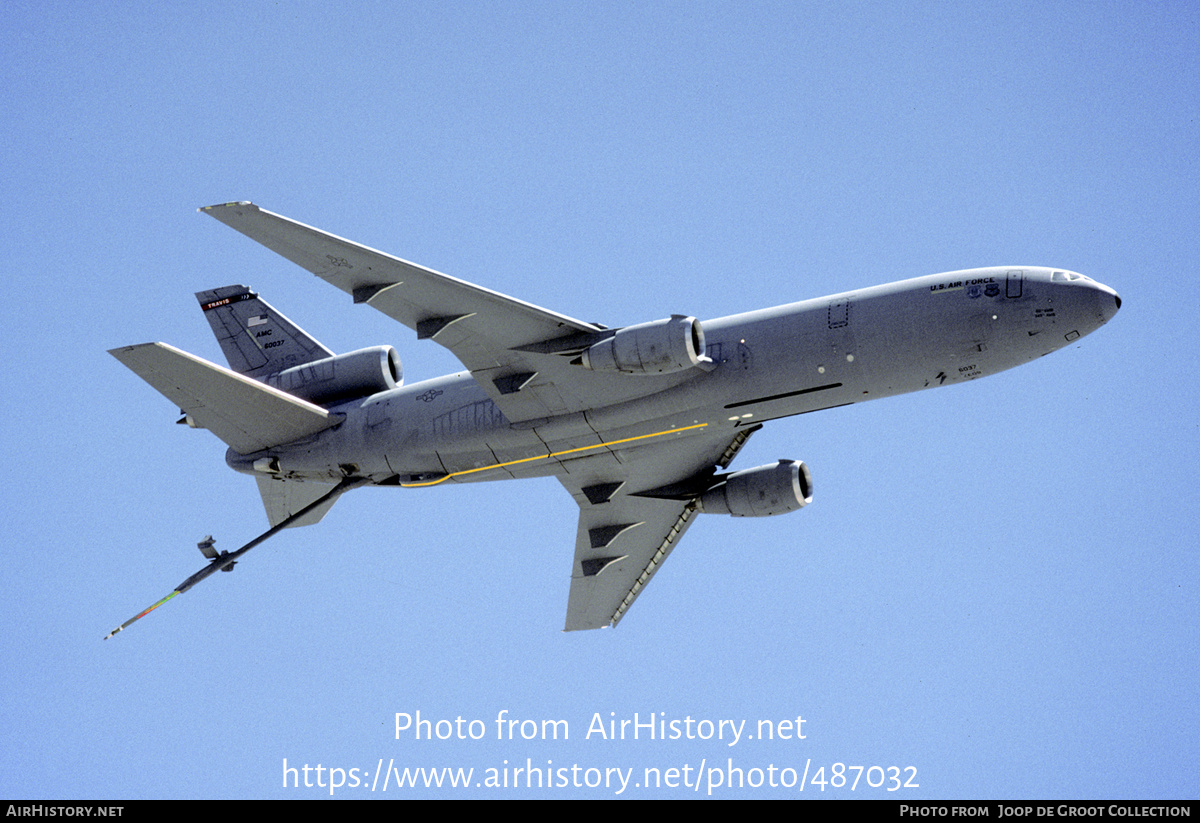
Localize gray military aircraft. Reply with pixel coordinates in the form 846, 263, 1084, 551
104, 202, 1121, 637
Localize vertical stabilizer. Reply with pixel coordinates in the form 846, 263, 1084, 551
196, 285, 334, 379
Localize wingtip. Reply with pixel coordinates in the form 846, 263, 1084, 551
198, 201, 254, 214
107, 342, 160, 359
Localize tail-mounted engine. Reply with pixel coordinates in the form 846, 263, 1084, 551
263, 345, 403, 406
699, 460, 813, 517
580, 315, 712, 375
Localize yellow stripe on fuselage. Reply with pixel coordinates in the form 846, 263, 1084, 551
400, 422, 709, 488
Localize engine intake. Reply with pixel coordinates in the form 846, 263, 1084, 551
580, 315, 710, 375
699, 460, 813, 517
264, 346, 402, 406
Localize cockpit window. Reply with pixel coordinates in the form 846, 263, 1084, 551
1052, 271, 1091, 282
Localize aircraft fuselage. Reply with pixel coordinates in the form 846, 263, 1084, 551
226, 266, 1120, 489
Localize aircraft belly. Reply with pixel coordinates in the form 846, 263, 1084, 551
434, 412, 705, 483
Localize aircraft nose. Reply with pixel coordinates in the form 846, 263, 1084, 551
1095, 280, 1121, 317
1082, 277, 1122, 324
1054, 270, 1120, 326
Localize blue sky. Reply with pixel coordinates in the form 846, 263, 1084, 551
2, 1, 1196, 799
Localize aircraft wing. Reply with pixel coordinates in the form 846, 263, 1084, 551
560, 425, 759, 630
201, 202, 705, 422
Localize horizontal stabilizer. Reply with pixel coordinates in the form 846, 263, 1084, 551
109, 342, 340, 454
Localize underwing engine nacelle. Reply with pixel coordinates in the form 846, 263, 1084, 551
580, 315, 712, 375
699, 460, 813, 517
264, 345, 403, 406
